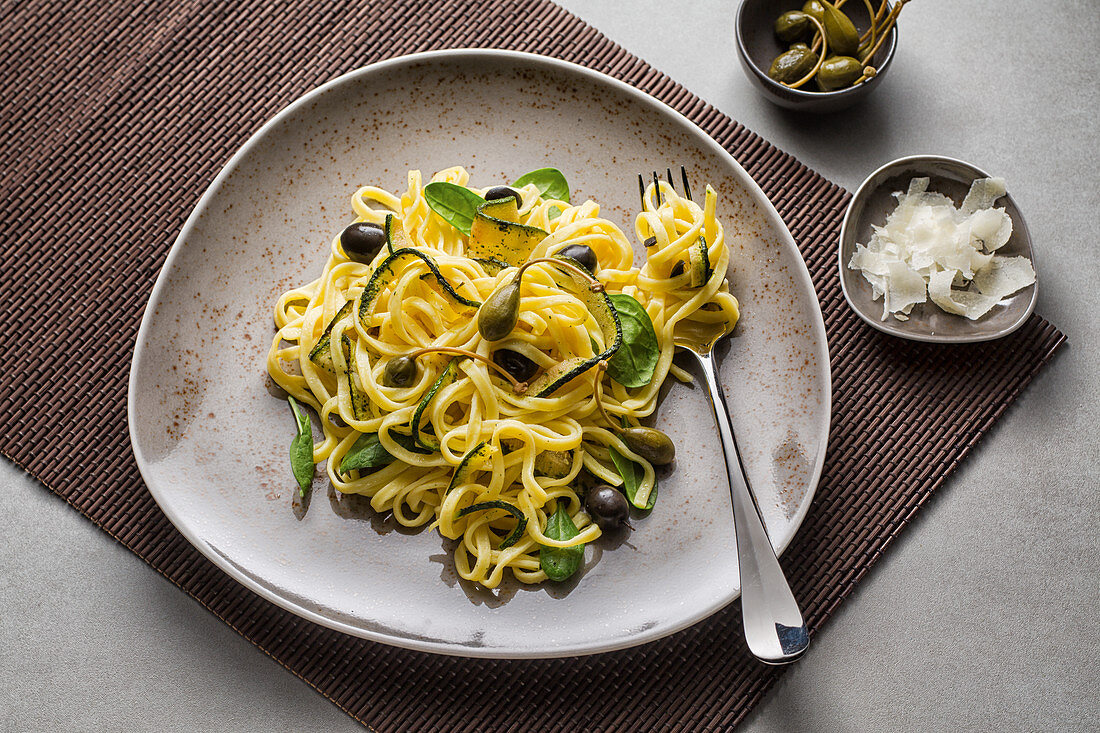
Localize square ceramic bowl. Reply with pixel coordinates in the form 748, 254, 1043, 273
839, 155, 1038, 343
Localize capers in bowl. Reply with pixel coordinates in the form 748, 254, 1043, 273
774, 10, 812, 42
758, 0, 909, 95
768, 45, 819, 85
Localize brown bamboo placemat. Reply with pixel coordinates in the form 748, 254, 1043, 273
0, 1, 1065, 730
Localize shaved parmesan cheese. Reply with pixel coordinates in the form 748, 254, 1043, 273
973, 256, 1036, 298
961, 177, 1006, 214
883, 260, 927, 317
848, 176, 1034, 322
968, 207, 1012, 250
928, 269, 1001, 320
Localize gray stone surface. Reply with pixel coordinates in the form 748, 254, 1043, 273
2, 1, 1098, 730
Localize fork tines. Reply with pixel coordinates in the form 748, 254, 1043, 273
639, 167, 693, 206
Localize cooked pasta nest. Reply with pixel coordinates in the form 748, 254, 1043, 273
267, 166, 739, 589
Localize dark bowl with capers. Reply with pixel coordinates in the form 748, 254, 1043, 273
736, 0, 899, 113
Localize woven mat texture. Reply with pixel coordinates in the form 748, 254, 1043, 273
0, 1, 1065, 731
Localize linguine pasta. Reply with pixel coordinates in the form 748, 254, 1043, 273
267, 166, 739, 588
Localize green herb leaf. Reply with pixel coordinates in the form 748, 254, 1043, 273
539, 501, 584, 581
424, 182, 485, 235
605, 293, 659, 388
514, 167, 570, 203
609, 443, 657, 510
456, 500, 528, 549
340, 431, 429, 474
287, 396, 314, 497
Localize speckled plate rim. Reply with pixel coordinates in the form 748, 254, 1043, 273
127, 49, 831, 658
838, 154, 1039, 343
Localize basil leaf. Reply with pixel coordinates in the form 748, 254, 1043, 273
606, 293, 659, 388
539, 502, 584, 581
424, 182, 484, 235
609, 443, 657, 510
340, 431, 429, 473
514, 167, 570, 203
287, 396, 314, 497
456, 500, 528, 549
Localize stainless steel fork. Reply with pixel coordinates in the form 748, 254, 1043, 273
648, 168, 809, 664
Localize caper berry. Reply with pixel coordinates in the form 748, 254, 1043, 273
669, 260, 686, 278
383, 356, 417, 387
816, 55, 864, 91
619, 427, 675, 466
557, 244, 598, 272
492, 349, 539, 382
340, 222, 386, 264
643, 236, 657, 248
485, 186, 521, 203
820, 0, 860, 56
768, 45, 819, 85
774, 10, 811, 43
478, 275, 521, 341
585, 485, 631, 531
801, 0, 825, 22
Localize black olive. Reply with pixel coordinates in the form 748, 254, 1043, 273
485, 186, 521, 202
669, 260, 686, 278
643, 236, 657, 248
585, 485, 630, 531
557, 244, 598, 272
492, 349, 539, 382
340, 222, 386, 264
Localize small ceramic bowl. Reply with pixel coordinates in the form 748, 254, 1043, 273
735, 0, 898, 113
839, 155, 1038, 343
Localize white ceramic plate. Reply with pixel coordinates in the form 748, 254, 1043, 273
128, 50, 830, 659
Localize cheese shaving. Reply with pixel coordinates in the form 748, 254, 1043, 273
848, 176, 1035, 321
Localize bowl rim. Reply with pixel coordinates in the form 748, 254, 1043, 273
837, 153, 1039, 344
735, 0, 898, 100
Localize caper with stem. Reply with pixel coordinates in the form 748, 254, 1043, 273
801, 0, 826, 22
816, 55, 865, 91
590, 360, 676, 467
768, 45, 819, 85
774, 10, 812, 43
821, 0, 860, 56
478, 274, 521, 342
477, 257, 605, 343
382, 355, 417, 387
619, 427, 676, 466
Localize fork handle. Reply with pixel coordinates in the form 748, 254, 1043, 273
689, 348, 809, 664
